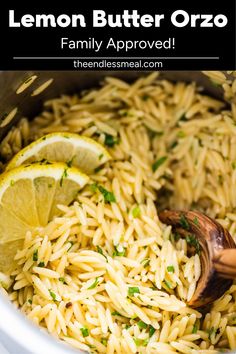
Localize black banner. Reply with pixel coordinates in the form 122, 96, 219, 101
0, 1, 235, 70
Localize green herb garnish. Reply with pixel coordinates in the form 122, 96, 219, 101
193, 216, 199, 226
132, 206, 141, 218
186, 234, 201, 254
38, 262, 45, 267
98, 185, 116, 203
60, 168, 68, 187
90, 182, 98, 192
113, 245, 126, 257
59, 277, 66, 284
141, 258, 150, 268
94, 166, 103, 173
125, 324, 131, 329
98, 154, 104, 160
66, 155, 75, 167
133, 338, 148, 347
173, 233, 181, 241
28, 299, 32, 304
152, 156, 167, 172
33, 250, 38, 262
177, 130, 186, 138
170, 141, 178, 149
88, 277, 99, 290
207, 326, 216, 339
101, 338, 107, 346
111, 311, 121, 316
49, 289, 56, 301
104, 134, 119, 147
149, 325, 155, 337
96, 245, 107, 260
90, 183, 116, 203
167, 265, 175, 273
137, 321, 148, 329
128, 287, 140, 296
80, 327, 89, 337
192, 324, 198, 333
179, 214, 190, 230
164, 280, 172, 289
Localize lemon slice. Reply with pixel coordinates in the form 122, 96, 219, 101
0, 163, 89, 270
6, 132, 111, 174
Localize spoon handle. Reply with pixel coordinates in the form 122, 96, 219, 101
213, 249, 236, 278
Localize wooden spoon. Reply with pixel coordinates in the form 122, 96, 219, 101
158, 210, 236, 308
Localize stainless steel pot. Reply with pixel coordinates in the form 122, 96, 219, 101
0, 71, 226, 354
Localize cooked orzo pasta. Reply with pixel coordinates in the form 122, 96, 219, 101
1, 71, 236, 353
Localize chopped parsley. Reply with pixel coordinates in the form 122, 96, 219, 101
80, 327, 89, 337
152, 156, 167, 172
98, 154, 104, 160
91, 183, 116, 203
132, 206, 141, 218
170, 141, 178, 149
96, 245, 102, 254
28, 299, 32, 304
141, 258, 150, 268
207, 327, 216, 339
49, 289, 56, 301
179, 214, 190, 230
59, 277, 66, 284
98, 185, 116, 203
146, 128, 163, 139
133, 338, 148, 347
193, 216, 199, 226
137, 321, 148, 329
111, 311, 122, 316
94, 166, 103, 173
33, 250, 38, 262
177, 130, 186, 138
88, 277, 99, 290
101, 338, 107, 346
104, 134, 119, 147
125, 324, 132, 329
60, 168, 68, 187
186, 234, 201, 255
149, 325, 155, 337
173, 233, 181, 242
66, 155, 75, 167
192, 324, 198, 333
167, 265, 175, 273
128, 287, 140, 296
38, 262, 45, 267
164, 280, 172, 289
113, 245, 126, 257
96, 245, 107, 260
90, 182, 98, 192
